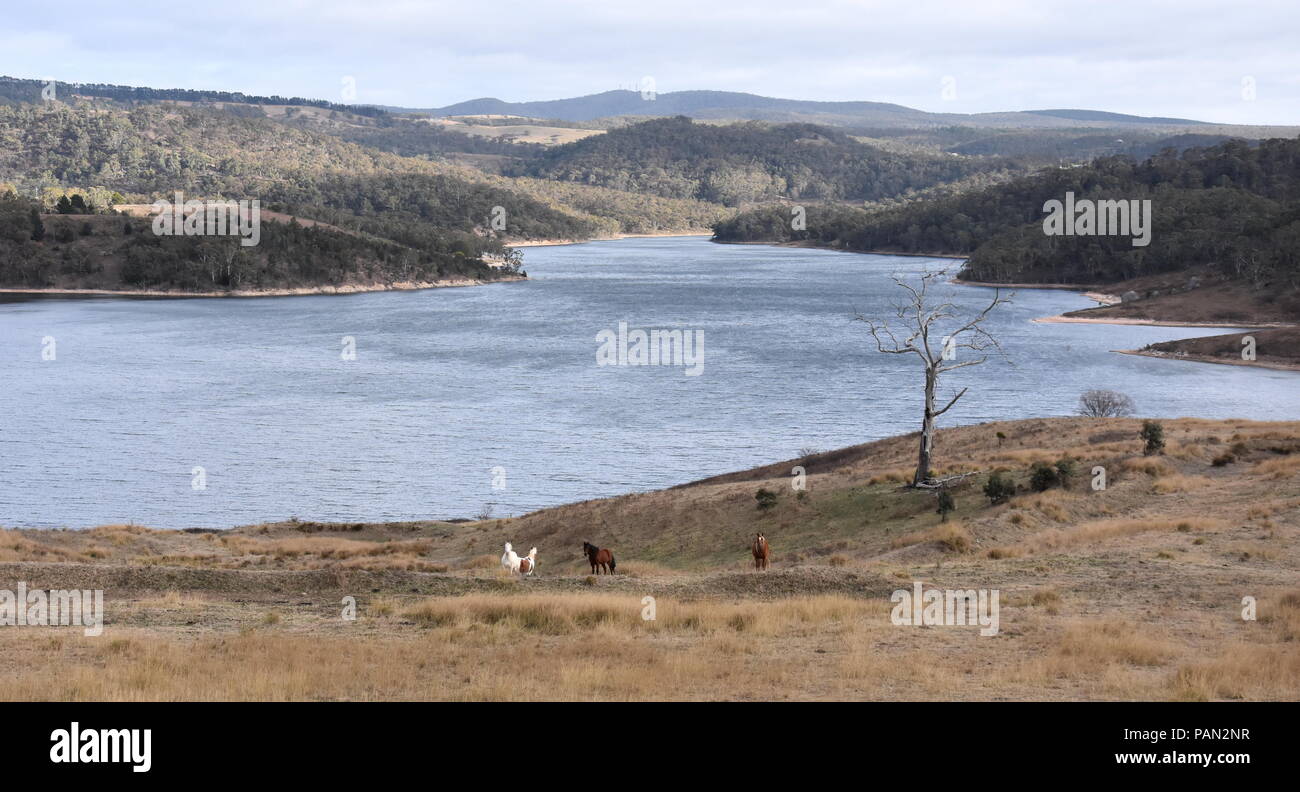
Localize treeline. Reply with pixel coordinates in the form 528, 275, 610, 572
283, 113, 547, 159
714, 137, 1300, 288
0, 191, 510, 292
0, 76, 384, 116
0, 101, 717, 241
262, 172, 609, 245
508, 116, 1002, 206
0, 102, 414, 198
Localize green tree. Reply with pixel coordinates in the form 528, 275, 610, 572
983, 470, 1016, 505
1141, 421, 1166, 456
936, 489, 955, 522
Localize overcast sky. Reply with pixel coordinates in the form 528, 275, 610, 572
4, 1, 1297, 124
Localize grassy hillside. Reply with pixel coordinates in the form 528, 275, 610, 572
2, 417, 1297, 700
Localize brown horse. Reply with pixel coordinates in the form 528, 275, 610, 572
582, 541, 616, 574
752, 533, 770, 570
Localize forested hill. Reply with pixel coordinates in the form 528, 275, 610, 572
0, 191, 518, 293
712, 136, 1300, 299
507, 116, 1008, 205
0, 100, 618, 293
0, 75, 383, 116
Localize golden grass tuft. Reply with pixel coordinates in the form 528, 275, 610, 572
1121, 457, 1176, 478
1253, 456, 1300, 479
1054, 618, 1175, 668
1151, 474, 1215, 494
891, 521, 970, 553
1014, 517, 1226, 554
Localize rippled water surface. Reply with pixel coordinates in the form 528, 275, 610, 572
2, 236, 1295, 528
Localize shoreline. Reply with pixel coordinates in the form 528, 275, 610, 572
1116, 349, 1300, 373
713, 238, 969, 259
509, 231, 714, 248
0, 275, 526, 300
1032, 314, 1295, 329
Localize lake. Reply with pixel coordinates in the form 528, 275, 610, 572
2, 235, 1296, 529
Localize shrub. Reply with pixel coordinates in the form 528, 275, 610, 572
1077, 389, 1135, 417
983, 470, 1016, 505
1029, 461, 1059, 492
1055, 457, 1078, 489
1141, 421, 1166, 456
935, 490, 955, 521
755, 488, 778, 510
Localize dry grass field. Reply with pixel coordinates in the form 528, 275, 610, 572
2, 417, 1298, 700
425, 116, 605, 146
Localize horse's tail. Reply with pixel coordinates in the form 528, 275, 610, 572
608, 552, 616, 574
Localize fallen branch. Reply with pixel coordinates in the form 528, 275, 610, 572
912, 471, 980, 490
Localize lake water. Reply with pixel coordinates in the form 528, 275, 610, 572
2, 236, 1296, 529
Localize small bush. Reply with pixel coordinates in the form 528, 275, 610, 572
755, 488, 778, 511
1077, 389, 1135, 417
1055, 457, 1078, 488
1141, 421, 1166, 456
983, 470, 1016, 505
1029, 461, 1059, 492
935, 490, 955, 521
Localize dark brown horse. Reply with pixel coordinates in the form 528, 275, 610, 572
752, 533, 770, 570
582, 541, 616, 574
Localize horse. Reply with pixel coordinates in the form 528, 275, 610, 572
582, 541, 616, 575
518, 547, 538, 576
752, 533, 770, 570
501, 542, 520, 575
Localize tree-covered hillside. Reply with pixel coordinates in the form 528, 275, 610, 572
713, 137, 1300, 293
0, 190, 514, 292
508, 116, 1006, 205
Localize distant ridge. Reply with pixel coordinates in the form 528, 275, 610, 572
416, 89, 1216, 130
1024, 108, 1208, 125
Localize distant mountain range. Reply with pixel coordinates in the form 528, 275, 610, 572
0, 77, 1269, 135
412, 90, 1211, 129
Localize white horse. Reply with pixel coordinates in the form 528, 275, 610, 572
501, 542, 520, 575
518, 547, 538, 576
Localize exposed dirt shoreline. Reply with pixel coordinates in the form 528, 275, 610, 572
509, 231, 713, 247
1116, 349, 1300, 372
1030, 315, 1286, 328
712, 238, 969, 259
0, 275, 526, 300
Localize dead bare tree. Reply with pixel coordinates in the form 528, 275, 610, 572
856, 270, 1012, 487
